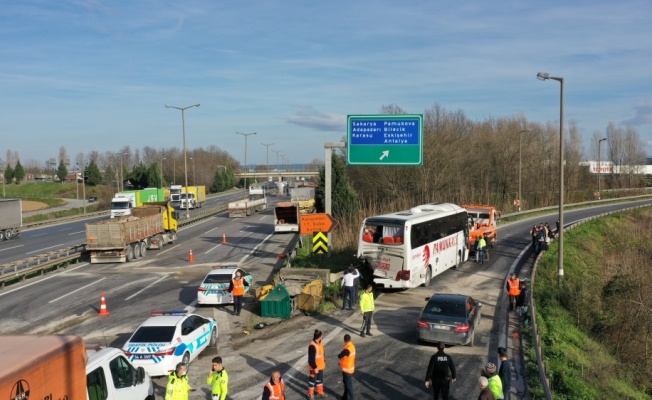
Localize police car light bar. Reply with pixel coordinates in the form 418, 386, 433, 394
212, 265, 237, 269
150, 310, 188, 316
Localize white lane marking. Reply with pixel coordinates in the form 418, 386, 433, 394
205, 244, 222, 254
240, 226, 253, 231
0, 244, 24, 252
31, 233, 47, 237
239, 232, 274, 263
185, 300, 197, 313
125, 274, 168, 301
205, 227, 218, 233
0, 263, 90, 298
59, 227, 71, 231
68, 230, 85, 236
259, 216, 266, 221
25, 244, 65, 255
48, 277, 106, 303
157, 244, 180, 255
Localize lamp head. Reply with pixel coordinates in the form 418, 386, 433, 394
194, 103, 200, 108
536, 72, 550, 81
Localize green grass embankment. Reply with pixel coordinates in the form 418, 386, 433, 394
527, 208, 652, 399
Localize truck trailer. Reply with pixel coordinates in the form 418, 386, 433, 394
228, 187, 268, 217
179, 185, 206, 209
110, 188, 168, 218
274, 202, 300, 233
86, 202, 178, 263
0, 198, 21, 241
0, 335, 154, 400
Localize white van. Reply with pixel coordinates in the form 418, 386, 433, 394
86, 346, 155, 400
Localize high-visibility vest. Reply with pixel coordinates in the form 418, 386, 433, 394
309, 340, 325, 370
508, 278, 521, 296
165, 373, 190, 400
265, 379, 285, 400
339, 342, 356, 374
232, 278, 245, 296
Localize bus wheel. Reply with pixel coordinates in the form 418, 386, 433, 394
422, 267, 432, 287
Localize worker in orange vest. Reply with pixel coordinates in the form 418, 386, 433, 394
228, 271, 245, 316
307, 329, 326, 399
506, 273, 521, 311
338, 334, 356, 400
262, 370, 285, 400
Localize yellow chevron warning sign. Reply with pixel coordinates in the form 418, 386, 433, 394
312, 232, 328, 254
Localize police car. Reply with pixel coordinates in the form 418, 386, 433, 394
122, 310, 217, 377
197, 265, 253, 305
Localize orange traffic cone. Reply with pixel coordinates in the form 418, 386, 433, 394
98, 292, 110, 316
222, 234, 227, 244
188, 249, 195, 263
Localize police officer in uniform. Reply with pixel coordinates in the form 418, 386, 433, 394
424, 342, 456, 400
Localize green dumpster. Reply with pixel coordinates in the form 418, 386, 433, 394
261, 284, 292, 319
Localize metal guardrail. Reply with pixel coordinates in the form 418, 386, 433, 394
528, 202, 651, 398
22, 210, 109, 230
0, 203, 228, 288
0, 244, 86, 288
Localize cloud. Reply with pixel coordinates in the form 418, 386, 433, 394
621, 99, 652, 126
286, 106, 346, 132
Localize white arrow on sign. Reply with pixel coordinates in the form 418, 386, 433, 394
379, 150, 389, 160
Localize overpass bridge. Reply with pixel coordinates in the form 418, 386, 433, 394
234, 163, 321, 180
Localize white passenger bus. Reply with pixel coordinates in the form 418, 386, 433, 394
357, 203, 469, 289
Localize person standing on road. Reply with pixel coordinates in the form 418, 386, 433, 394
477, 376, 496, 400
338, 334, 356, 400
506, 273, 521, 312
481, 363, 503, 400
206, 356, 228, 400
262, 370, 286, 400
497, 348, 512, 400
228, 270, 245, 316
477, 236, 487, 264
307, 329, 326, 399
341, 267, 360, 310
424, 342, 456, 400
359, 284, 375, 337
165, 363, 192, 400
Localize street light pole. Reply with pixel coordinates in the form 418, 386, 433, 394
598, 138, 607, 199
166, 103, 200, 218
82, 169, 86, 215
518, 129, 529, 212
159, 159, 164, 189
537, 71, 564, 285
236, 132, 257, 199
261, 142, 275, 183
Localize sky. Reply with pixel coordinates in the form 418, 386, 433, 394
2, 0, 652, 168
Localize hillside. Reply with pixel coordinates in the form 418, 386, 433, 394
530, 208, 652, 399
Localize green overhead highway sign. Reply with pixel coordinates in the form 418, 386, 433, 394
347, 114, 423, 166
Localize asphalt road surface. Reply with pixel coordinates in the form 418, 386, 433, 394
0, 198, 650, 399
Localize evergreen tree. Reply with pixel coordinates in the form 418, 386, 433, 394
211, 166, 236, 193
4, 165, 14, 184
13, 160, 25, 184
146, 163, 163, 188
315, 153, 359, 221
104, 165, 117, 188
85, 161, 102, 186
126, 163, 149, 189
56, 160, 68, 183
